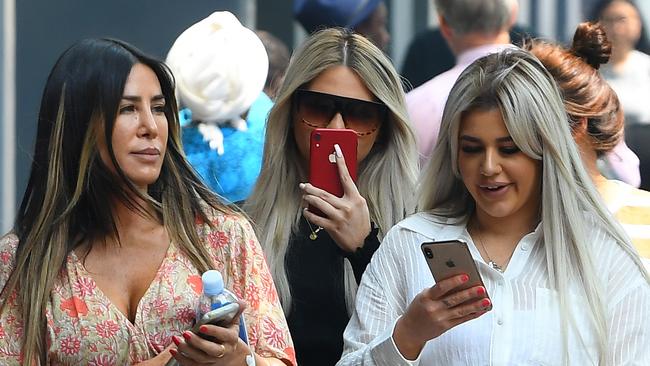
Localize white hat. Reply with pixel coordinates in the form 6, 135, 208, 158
166, 11, 269, 124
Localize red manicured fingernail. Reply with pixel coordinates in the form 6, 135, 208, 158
461, 274, 469, 283
481, 299, 491, 307
477, 287, 485, 295
182, 332, 192, 341
199, 325, 208, 333
169, 349, 178, 356
172, 335, 181, 346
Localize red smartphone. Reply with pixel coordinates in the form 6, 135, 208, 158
309, 128, 358, 198
421, 240, 488, 297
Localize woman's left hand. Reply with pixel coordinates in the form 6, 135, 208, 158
301, 144, 371, 253
170, 304, 251, 366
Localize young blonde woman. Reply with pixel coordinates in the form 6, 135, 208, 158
338, 48, 650, 365
0, 38, 294, 366
527, 21, 650, 270
245, 28, 418, 366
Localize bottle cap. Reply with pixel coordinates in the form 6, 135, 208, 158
201, 270, 224, 295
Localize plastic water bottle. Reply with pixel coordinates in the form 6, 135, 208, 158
197, 270, 249, 343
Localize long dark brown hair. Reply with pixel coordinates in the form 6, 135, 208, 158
2, 38, 230, 364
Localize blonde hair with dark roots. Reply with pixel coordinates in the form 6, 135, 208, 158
419, 48, 649, 364
1, 38, 232, 364
245, 28, 418, 314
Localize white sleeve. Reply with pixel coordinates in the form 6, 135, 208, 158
606, 269, 650, 364
336, 227, 423, 366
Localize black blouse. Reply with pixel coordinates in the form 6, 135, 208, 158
285, 219, 380, 366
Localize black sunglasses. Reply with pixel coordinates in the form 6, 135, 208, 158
293, 89, 387, 136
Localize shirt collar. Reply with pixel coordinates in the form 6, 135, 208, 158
456, 43, 517, 67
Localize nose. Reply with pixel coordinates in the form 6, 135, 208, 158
137, 108, 159, 139
326, 112, 346, 129
480, 148, 502, 176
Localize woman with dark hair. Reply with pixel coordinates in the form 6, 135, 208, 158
0, 38, 294, 366
527, 22, 650, 269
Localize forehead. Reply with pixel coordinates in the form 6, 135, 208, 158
122, 63, 163, 95
603, 1, 639, 16
306, 65, 374, 102
459, 108, 510, 138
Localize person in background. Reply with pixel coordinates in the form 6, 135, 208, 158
592, 0, 650, 126
527, 21, 650, 269
338, 48, 650, 366
592, 0, 650, 188
256, 30, 291, 101
245, 28, 418, 366
294, 0, 390, 52
401, 23, 534, 89
406, 0, 516, 166
0, 38, 295, 365
408, 0, 641, 187
166, 11, 270, 204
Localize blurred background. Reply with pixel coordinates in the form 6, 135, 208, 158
1, 0, 649, 233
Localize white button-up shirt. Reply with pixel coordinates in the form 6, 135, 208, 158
337, 213, 650, 365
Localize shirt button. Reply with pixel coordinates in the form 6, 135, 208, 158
521, 245, 528, 251
497, 319, 503, 325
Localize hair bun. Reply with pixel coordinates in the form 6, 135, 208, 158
570, 22, 611, 69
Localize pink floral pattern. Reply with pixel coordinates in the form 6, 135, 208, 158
0, 213, 295, 365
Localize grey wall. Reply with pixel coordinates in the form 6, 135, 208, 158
14, 0, 249, 208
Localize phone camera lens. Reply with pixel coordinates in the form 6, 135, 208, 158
314, 133, 321, 141
424, 248, 433, 259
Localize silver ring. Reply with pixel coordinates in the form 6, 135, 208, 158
441, 299, 453, 308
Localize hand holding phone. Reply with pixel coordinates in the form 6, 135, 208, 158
308, 128, 357, 198
392, 240, 493, 359
301, 128, 371, 253
193, 302, 240, 342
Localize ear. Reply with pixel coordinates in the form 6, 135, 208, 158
572, 117, 589, 140
508, 1, 519, 28
439, 15, 453, 42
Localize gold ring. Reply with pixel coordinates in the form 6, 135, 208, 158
215, 343, 226, 358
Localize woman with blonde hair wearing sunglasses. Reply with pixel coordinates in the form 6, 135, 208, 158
245, 28, 418, 366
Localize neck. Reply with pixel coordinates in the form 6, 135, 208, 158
450, 31, 511, 56
110, 195, 161, 243
610, 45, 632, 68
472, 203, 539, 240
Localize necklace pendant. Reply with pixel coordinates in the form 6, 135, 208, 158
309, 232, 318, 240
488, 261, 503, 272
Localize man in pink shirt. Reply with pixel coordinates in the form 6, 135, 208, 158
407, 0, 641, 186
406, 0, 516, 165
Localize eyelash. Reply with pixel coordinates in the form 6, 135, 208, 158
460, 146, 521, 155
119, 104, 166, 114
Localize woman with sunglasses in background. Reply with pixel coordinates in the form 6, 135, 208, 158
244, 28, 418, 366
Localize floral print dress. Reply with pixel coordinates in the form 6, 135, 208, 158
0, 213, 296, 365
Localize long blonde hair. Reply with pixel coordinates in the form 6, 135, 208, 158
420, 48, 649, 364
2, 38, 232, 365
245, 28, 418, 313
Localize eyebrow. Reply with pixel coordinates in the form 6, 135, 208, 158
121, 94, 165, 102
460, 135, 514, 143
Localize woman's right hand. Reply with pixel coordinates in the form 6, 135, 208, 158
392, 274, 491, 360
